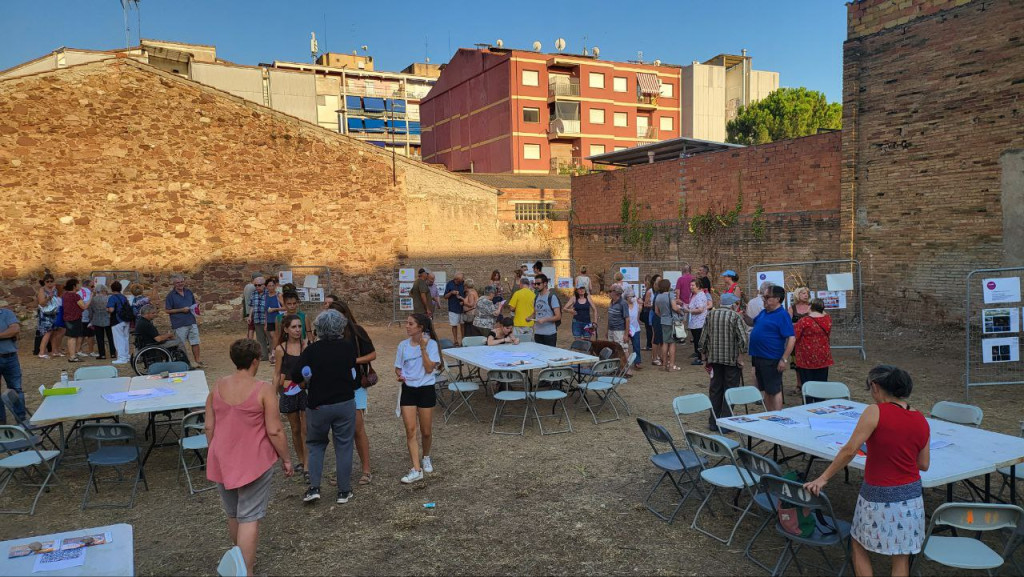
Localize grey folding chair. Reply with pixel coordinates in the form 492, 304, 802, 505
736, 448, 786, 573
531, 368, 573, 435
575, 358, 625, 424
80, 423, 148, 509
178, 411, 215, 495
489, 370, 530, 436
595, 351, 635, 414
576, 346, 613, 383
725, 385, 769, 452
440, 362, 480, 424
998, 420, 1024, 502
673, 393, 739, 453
145, 361, 193, 445
685, 430, 761, 546
801, 381, 850, 405
217, 546, 246, 576
930, 401, 984, 427
459, 336, 487, 381
73, 365, 119, 381
569, 339, 593, 381
1, 390, 64, 455
637, 418, 707, 524
759, 474, 851, 577
912, 502, 1023, 575
147, 361, 190, 375
0, 426, 61, 515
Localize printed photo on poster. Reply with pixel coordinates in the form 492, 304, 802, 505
556, 277, 573, 290
983, 277, 1022, 304
982, 337, 1019, 363
295, 288, 309, 302
399, 282, 413, 297
434, 271, 447, 289
307, 288, 324, 303
983, 308, 1020, 334
399, 298, 414, 311
278, 271, 293, 285
619, 267, 639, 282
302, 275, 319, 289
756, 270, 785, 289
398, 268, 416, 282
816, 291, 847, 310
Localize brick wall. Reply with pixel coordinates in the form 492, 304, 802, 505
842, 0, 1024, 325
0, 59, 566, 322
847, 0, 975, 39
495, 188, 571, 222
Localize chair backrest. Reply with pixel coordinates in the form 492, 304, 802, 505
589, 359, 621, 378
725, 386, 764, 412
759, 473, 835, 514
182, 411, 206, 436
929, 502, 1023, 532
147, 361, 189, 375
0, 390, 28, 425
80, 423, 137, 445
74, 365, 119, 381
537, 368, 574, 384
673, 393, 713, 417
598, 347, 613, 360
0, 425, 32, 446
462, 336, 487, 347
488, 370, 527, 387
217, 546, 247, 577
637, 417, 676, 453
570, 340, 591, 354
438, 338, 456, 350
930, 401, 984, 427
736, 448, 784, 478
801, 381, 851, 403
518, 333, 534, 343
684, 430, 735, 461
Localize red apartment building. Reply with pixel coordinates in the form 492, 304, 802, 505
421, 47, 682, 174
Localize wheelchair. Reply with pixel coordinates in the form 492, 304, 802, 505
132, 343, 189, 376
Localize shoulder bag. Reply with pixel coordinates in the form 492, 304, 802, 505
355, 329, 378, 388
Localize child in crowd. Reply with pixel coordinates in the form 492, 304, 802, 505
274, 314, 309, 480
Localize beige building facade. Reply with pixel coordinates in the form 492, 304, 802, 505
680, 53, 779, 142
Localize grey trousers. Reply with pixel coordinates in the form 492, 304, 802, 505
253, 324, 270, 361
305, 399, 356, 493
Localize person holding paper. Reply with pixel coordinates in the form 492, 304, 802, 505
443, 272, 467, 345
531, 274, 561, 347
487, 316, 520, 345
804, 366, 929, 577
507, 277, 536, 340
470, 286, 502, 337
134, 304, 182, 352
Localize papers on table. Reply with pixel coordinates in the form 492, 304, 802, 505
806, 403, 855, 415
757, 415, 804, 428
33, 547, 85, 572
13, 531, 112, 572
930, 439, 954, 450
103, 388, 176, 403
725, 415, 760, 423
145, 372, 188, 382
809, 417, 857, 435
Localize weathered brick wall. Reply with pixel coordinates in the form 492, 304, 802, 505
496, 188, 571, 222
0, 59, 566, 322
570, 132, 841, 287
847, 0, 975, 39
842, 0, 1024, 325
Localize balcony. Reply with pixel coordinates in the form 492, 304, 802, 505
637, 126, 659, 141
636, 94, 659, 109
548, 80, 581, 99
548, 119, 581, 139
550, 157, 592, 176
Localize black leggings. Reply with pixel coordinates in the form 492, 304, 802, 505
690, 327, 703, 357
94, 326, 115, 358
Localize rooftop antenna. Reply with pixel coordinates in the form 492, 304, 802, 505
119, 0, 141, 50
593, 46, 600, 58
310, 32, 318, 63
582, 35, 588, 56
495, 38, 503, 48
636, 50, 643, 64
554, 37, 566, 52
532, 40, 542, 52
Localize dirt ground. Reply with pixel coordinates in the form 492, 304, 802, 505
2, 316, 1023, 576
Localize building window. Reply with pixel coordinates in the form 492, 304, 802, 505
660, 116, 674, 131
523, 107, 540, 123
659, 82, 674, 98
522, 69, 539, 86
523, 143, 541, 160
613, 111, 628, 127
613, 76, 627, 93
515, 202, 553, 221
589, 144, 606, 156
589, 108, 605, 124
614, 146, 628, 151
588, 72, 605, 89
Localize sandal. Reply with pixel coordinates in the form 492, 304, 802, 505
68, 357, 82, 363
671, 365, 682, 371
358, 472, 373, 485
652, 359, 662, 366
38, 354, 50, 359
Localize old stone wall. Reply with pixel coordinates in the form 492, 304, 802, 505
0, 59, 566, 322
842, 0, 1024, 325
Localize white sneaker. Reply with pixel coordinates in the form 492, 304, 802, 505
89, 352, 99, 357
422, 456, 433, 473
401, 469, 423, 484
111, 360, 128, 365
76, 352, 89, 357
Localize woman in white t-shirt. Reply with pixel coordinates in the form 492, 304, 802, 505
684, 277, 712, 365
627, 294, 643, 374
394, 313, 441, 485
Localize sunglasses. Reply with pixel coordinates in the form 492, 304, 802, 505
254, 283, 265, 287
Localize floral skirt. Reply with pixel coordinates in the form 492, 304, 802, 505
851, 480, 925, 555
37, 311, 57, 335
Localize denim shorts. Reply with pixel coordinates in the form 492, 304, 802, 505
355, 386, 368, 411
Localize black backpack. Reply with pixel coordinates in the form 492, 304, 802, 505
117, 295, 136, 323
547, 293, 561, 328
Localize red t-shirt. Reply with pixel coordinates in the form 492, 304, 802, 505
794, 315, 834, 369
864, 403, 929, 486
62, 291, 84, 322
675, 274, 694, 304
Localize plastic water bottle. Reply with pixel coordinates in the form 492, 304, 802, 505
60, 370, 69, 388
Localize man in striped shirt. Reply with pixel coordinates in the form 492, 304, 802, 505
698, 293, 748, 431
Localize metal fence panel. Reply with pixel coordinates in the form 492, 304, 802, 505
88, 270, 140, 292
272, 265, 332, 316
746, 259, 866, 359
965, 267, 1024, 398
392, 263, 454, 324
514, 257, 577, 295
609, 260, 692, 299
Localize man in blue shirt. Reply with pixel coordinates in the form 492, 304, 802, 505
165, 274, 203, 368
748, 285, 795, 412
443, 272, 466, 345
0, 308, 25, 424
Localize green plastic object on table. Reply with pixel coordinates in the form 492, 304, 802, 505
42, 387, 79, 396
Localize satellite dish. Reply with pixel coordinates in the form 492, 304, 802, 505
555, 38, 566, 51
361, 45, 368, 52
496, 39, 503, 48
654, 59, 661, 66
532, 40, 542, 52
592, 46, 600, 58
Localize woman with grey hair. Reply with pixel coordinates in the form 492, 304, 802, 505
87, 284, 114, 359
289, 308, 359, 505
470, 285, 503, 336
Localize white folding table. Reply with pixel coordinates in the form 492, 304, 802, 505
717, 400, 1024, 500
124, 371, 209, 464
31, 378, 132, 427
0, 523, 134, 576
441, 342, 598, 373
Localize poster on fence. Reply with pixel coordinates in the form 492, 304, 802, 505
982, 336, 1020, 363
816, 291, 847, 310
399, 298, 414, 311
399, 283, 413, 297
278, 271, 293, 285
756, 270, 785, 289
983, 277, 1022, 304
983, 308, 1020, 334
307, 288, 324, 303
398, 268, 416, 282
663, 271, 682, 286
826, 272, 854, 292
434, 271, 447, 291
619, 267, 639, 282
557, 277, 573, 290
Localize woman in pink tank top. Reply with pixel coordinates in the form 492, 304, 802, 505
205, 339, 293, 575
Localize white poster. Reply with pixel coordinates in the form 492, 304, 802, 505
295, 288, 309, 301
662, 270, 682, 286
756, 270, 785, 289
826, 272, 855, 292
619, 266, 639, 282
983, 307, 1020, 334
307, 288, 324, 303
120, 280, 131, 294
983, 277, 1022, 304
302, 275, 319, 289
278, 271, 293, 285
557, 277, 573, 290
434, 271, 447, 291
982, 336, 1019, 363
398, 268, 416, 282
542, 266, 556, 282
816, 290, 848, 310
93, 276, 107, 289
399, 297, 414, 311
399, 282, 413, 297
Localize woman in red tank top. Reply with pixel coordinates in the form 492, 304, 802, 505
804, 365, 930, 577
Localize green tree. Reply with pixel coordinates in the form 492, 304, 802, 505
725, 87, 841, 145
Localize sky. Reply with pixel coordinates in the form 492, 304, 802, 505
0, 0, 848, 102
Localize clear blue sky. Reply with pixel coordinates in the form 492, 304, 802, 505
0, 0, 848, 102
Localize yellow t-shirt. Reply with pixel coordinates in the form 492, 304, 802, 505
508, 287, 536, 327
